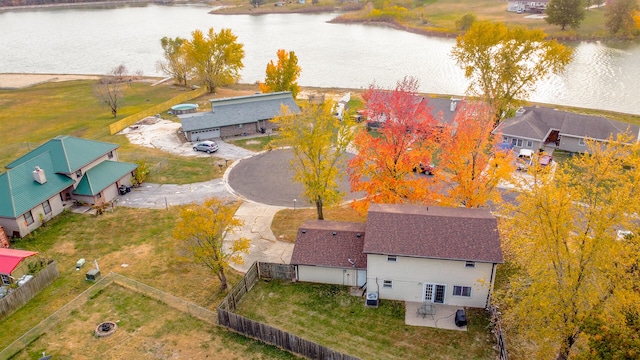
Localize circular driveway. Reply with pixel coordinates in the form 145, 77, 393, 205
227, 149, 362, 207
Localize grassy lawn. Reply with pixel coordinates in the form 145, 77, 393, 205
235, 280, 495, 360
9, 285, 297, 360
271, 205, 366, 242
228, 135, 277, 152
0, 207, 246, 350
0, 80, 242, 184
338, 0, 630, 40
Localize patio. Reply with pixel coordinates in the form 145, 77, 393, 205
405, 302, 468, 331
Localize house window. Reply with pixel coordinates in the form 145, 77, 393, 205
1, 274, 10, 286
510, 138, 523, 146
42, 200, 52, 214
579, 138, 585, 146
503, 136, 508, 143
97, 193, 102, 199
108, 151, 114, 159
383, 280, 393, 288
465, 261, 475, 268
526, 140, 533, 147
453, 286, 472, 297
24, 211, 34, 225
387, 255, 397, 262
76, 169, 83, 178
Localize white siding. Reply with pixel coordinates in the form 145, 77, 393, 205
366, 254, 496, 308
297, 265, 358, 286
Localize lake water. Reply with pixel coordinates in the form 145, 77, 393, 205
0, 3, 639, 115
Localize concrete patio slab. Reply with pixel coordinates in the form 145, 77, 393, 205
405, 302, 468, 331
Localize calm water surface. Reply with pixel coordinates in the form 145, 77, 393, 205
0, 4, 638, 115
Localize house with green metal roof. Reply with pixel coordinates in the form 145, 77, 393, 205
0, 136, 137, 239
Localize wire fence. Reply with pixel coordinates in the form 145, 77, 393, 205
0, 271, 217, 359
488, 304, 508, 360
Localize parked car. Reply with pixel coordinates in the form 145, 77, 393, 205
413, 162, 435, 175
539, 154, 553, 166
193, 140, 219, 153
516, 149, 534, 171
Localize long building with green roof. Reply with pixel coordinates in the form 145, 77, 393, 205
0, 135, 137, 238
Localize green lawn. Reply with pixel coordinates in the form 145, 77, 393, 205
8, 285, 297, 360
235, 280, 496, 360
0, 80, 226, 184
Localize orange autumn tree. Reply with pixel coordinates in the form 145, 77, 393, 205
435, 103, 514, 207
348, 77, 439, 214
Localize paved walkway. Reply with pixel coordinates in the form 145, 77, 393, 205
115, 148, 298, 273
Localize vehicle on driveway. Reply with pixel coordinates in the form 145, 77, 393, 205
516, 149, 534, 171
539, 154, 553, 166
193, 140, 219, 153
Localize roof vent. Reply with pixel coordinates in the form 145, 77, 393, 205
33, 166, 47, 184
301, 229, 306, 234
515, 107, 526, 117
356, 233, 362, 238
332, 232, 337, 236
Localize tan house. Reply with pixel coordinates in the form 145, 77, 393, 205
291, 204, 503, 308
0, 136, 137, 238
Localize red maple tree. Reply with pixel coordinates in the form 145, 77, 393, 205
348, 77, 440, 214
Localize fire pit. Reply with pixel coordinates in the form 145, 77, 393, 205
95, 321, 117, 337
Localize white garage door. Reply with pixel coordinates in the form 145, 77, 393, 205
191, 128, 220, 141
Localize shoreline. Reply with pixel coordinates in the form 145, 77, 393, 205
1, 1, 632, 42
2, 73, 639, 120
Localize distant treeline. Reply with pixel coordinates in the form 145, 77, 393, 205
0, 0, 154, 7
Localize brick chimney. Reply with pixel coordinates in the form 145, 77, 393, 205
33, 166, 47, 184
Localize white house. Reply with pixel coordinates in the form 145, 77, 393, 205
290, 204, 503, 308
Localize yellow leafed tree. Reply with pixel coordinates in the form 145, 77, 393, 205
259, 49, 302, 99
497, 135, 640, 359
173, 198, 250, 290
272, 101, 354, 220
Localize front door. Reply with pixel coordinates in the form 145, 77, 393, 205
423, 283, 446, 304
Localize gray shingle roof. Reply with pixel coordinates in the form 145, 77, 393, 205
290, 220, 367, 269
363, 204, 503, 263
179, 92, 300, 132
496, 107, 640, 142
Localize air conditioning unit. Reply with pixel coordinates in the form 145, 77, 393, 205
365, 292, 379, 308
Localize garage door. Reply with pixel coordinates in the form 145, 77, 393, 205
191, 128, 220, 141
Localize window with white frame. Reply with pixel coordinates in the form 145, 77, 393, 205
503, 136, 508, 143
527, 140, 533, 147
108, 151, 114, 159
465, 261, 476, 268
387, 255, 397, 262
383, 280, 393, 288
24, 211, 34, 225
42, 200, 52, 214
579, 138, 586, 146
453, 286, 472, 297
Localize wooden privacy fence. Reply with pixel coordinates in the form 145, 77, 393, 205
0, 261, 59, 320
108, 87, 207, 135
218, 262, 359, 360
218, 310, 359, 360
